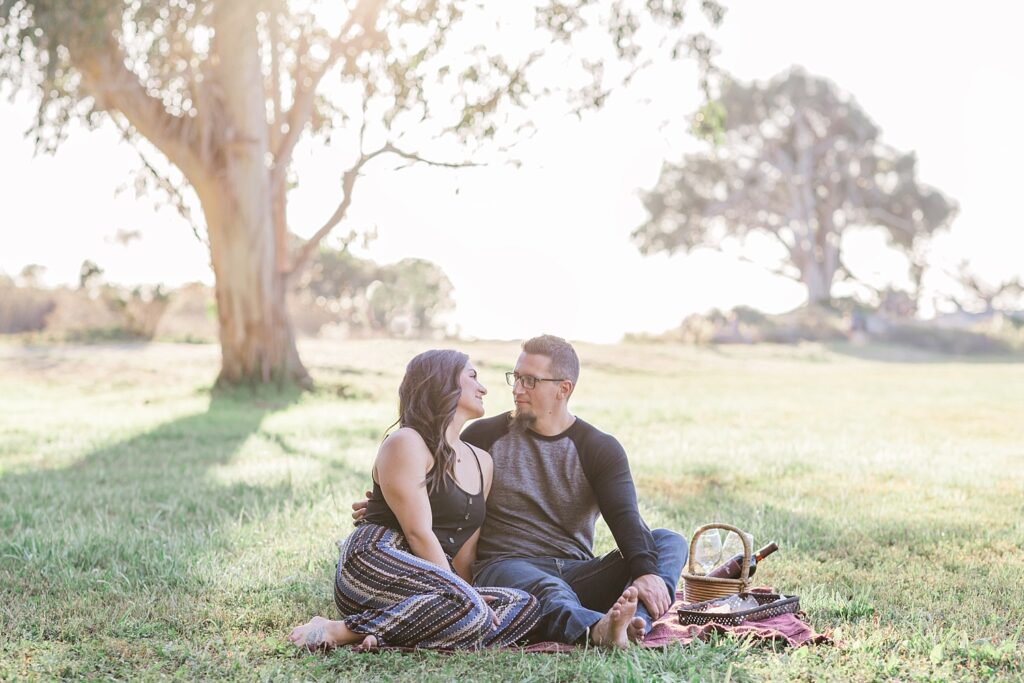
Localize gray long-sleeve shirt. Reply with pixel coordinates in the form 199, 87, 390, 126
462, 412, 658, 579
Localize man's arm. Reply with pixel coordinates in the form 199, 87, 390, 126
579, 433, 658, 577
460, 412, 508, 452
578, 431, 671, 617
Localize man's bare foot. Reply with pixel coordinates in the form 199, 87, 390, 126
287, 616, 371, 651
588, 587, 639, 649
626, 616, 646, 644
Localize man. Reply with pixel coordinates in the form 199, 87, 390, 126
357, 335, 688, 648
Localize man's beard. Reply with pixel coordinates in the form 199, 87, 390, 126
510, 407, 537, 432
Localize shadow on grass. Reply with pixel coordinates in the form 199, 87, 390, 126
0, 376, 399, 683
0, 386, 318, 620
0, 382, 391, 681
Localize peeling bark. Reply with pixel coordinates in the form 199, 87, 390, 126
199, 2, 310, 388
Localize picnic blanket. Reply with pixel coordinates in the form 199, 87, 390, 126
345, 588, 831, 654
521, 589, 832, 653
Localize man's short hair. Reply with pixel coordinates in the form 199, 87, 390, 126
522, 334, 580, 384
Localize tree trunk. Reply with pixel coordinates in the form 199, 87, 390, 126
197, 0, 310, 389
800, 258, 837, 306
200, 188, 310, 388
787, 232, 836, 306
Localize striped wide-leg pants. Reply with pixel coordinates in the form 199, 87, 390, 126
334, 523, 539, 649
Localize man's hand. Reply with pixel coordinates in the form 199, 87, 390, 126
350, 490, 372, 525
631, 573, 672, 619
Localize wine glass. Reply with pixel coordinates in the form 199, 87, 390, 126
693, 528, 723, 575
721, 531, 753, 562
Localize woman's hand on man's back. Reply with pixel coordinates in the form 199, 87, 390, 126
350, 490, 372, 524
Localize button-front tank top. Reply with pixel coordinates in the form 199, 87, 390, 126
361, 443, 486, 557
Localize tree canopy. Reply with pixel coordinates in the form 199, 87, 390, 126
1, 0, 724, 386
634, 67, 958, 306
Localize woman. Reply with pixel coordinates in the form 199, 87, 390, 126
288, 350, 539, 650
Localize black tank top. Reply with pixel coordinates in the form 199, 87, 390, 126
362, 443, 486, 557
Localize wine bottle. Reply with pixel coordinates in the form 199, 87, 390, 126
706, 542, 779, 579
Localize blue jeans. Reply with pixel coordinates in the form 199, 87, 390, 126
474, 528, 688, 644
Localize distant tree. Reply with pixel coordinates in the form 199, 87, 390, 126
367, 258, 454, 336
1, 0, 724, 387
0, 276, 56, 333
295, 243, 454, 336
948, 262, 1024, 314
18, 264, 46, 288
78, 260, 104, 291
634, 67, 958, 306
298, 238, 379, 305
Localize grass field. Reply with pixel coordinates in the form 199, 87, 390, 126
1, 339, 1022, 681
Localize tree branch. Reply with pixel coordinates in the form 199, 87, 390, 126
724, 246, 802, 282
865, 206, 916, 234
287, 143, 478, 276
268, 10, 284, 152
111, 115, 207, 247
383, 143, 483, 171
271, 0, 386, 187
286, 146, 388, 277
75, 42, 206, 187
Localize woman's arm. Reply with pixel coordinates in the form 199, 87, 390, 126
375, 429, 449, 571
450, 529, 480, 582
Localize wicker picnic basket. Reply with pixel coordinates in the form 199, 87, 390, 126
682, 523, 753, 603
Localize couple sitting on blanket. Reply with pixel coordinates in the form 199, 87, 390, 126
288, 335, 688, 650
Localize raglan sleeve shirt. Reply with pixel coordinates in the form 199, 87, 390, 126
463, 414, 660, 580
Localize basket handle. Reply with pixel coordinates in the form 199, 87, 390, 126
687, 522, 753, 582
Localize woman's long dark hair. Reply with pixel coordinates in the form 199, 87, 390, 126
389, 349, 468, 494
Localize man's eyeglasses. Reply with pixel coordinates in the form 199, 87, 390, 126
505, 372, 567, 390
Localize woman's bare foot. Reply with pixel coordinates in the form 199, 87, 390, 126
588, 587, 639, 649
287, 616, 368, 651
354, 634, 378, 651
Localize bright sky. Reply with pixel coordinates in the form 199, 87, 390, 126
2, 0, 1022, 342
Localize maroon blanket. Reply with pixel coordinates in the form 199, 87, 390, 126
343, 589, 831, 654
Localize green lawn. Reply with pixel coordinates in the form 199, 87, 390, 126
1, 339, 1022, 681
